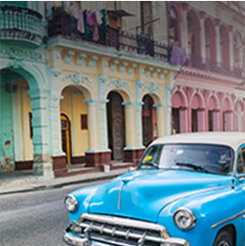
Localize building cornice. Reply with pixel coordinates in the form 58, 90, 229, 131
181, 66, 243, 85
46, 36, 180, 72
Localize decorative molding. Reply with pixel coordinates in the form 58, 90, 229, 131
143, 82, 161, 94
1, 47, 44, 62
140, 67, 145, 75
53, 50, 61, 60
89, 56, 98, 68
120, 62, 128, 73
153, 104, 165, 110
153, 68, 161, 78
129, 64, 137, 74
111, 60, 119, 71
49, 67, 62, 77
84, 99, 96, 106
146, 67, 153, 77
160, 70, 168, 79
135, 79, 145, 88
98, 74, 108, 84
107, 80, 131, 90
122, 101, 134, 108
77, 54, 87, 66
102, 60, 109, 68
62, 72, 92, 85
8, 58, 24, 69
65, 51, 74, 64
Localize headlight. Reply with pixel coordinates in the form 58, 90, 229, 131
173, 207, 196, 230
65, 195, 78, 212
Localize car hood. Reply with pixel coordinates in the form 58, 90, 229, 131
88, 170, 232, 222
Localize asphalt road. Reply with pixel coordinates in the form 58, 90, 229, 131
0, 180, 109, 246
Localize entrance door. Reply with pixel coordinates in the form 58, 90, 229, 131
0, 80, 14, 171
61, 114, 72, 164
107, 92, 125, 161
142, 95, 156, 146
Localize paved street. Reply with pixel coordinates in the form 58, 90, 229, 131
0, 180, 109, 246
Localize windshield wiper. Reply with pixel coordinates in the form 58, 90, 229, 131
176, 162, 209, 173
139, 162, 159, 169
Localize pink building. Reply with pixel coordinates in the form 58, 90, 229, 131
168, 1, 245, 133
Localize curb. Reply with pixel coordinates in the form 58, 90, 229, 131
0, 169, 127, 196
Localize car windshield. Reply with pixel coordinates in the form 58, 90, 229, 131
138, 144, 233, 175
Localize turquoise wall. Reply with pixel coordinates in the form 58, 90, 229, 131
0, 74, 15, 170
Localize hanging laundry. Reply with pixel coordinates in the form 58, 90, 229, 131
95, 10, 102, 25
77, 8, 85, 34
86, 10, 94, 26
93, 13, 99, 42
169, 46, 186, 65
71, 5, 79, 19
83, 10, 88, 40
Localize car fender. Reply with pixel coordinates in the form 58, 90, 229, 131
158, 187, 245, 246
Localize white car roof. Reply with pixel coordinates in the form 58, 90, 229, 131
152, 132, 245, 151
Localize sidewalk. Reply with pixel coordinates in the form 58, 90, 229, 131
0, 168, 128, 196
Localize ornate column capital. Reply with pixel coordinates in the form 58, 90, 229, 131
98, 74, 108, 84
154, 104, 165, 110
122, 101, 134, 108
84, 99, 96, 107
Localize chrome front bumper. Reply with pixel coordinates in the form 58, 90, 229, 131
63, 214, 191, 246
63, 226, 191, 246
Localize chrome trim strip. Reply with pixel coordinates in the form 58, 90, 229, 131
117, 183, 124, 210
211, 210, 245, 229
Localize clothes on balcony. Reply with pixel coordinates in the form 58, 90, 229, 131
93, 13, 99, 41
71, 5, 79, 19
96, 10, 102, 25
86, 10, 94, 26
169, 46, 186, 65
77, 9, 85, 33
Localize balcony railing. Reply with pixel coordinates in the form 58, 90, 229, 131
47, 16, 169, 63
185, 54, 244, 79
0, 5, 44, 46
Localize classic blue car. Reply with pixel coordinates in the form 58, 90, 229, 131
63, 132, 245, 246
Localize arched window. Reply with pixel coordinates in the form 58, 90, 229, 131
168, 5, 181, 46
204, 18, 216, 66
187, 10, 201, 67
220, 25, 230, 68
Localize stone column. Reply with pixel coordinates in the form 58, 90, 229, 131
97, 74, 111, 166
181, 3, 189, 52
84, 99, 98, 152
135, 79, 145, 148
134, 79, 145, 164
179, 107, 188, 133
215, 19, 221, 65
197, 108, 205, 132
48, 67, 67, 177
165, 75, 174, 135
200, 13, 206, 63
123, 102, 135, 148
228, 26, 234, 70
154, 104, 165, 138
29, 88, 53, 178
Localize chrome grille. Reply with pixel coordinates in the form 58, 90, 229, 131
72, 213, 170, 246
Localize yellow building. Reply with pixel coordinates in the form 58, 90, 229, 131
0, 1, 179, 178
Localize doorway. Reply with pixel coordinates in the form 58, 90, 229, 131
61, 114, 72, 164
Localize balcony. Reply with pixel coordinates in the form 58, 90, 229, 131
0, 5, 44, 47
47, 14, 169, 63
185, 54, 244, 79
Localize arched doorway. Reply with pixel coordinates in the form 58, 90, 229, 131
191, 93, 205, 132
60, 86, 88, 165
0, 69, 33, 171
61, 114, 72, 164
107, 91, 125, 161
142, 95, 156, 146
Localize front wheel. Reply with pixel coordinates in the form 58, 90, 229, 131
213, 230, 233, 246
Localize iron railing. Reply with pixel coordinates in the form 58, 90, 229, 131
47, 16, 169, 62
0, 5, 44, 46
